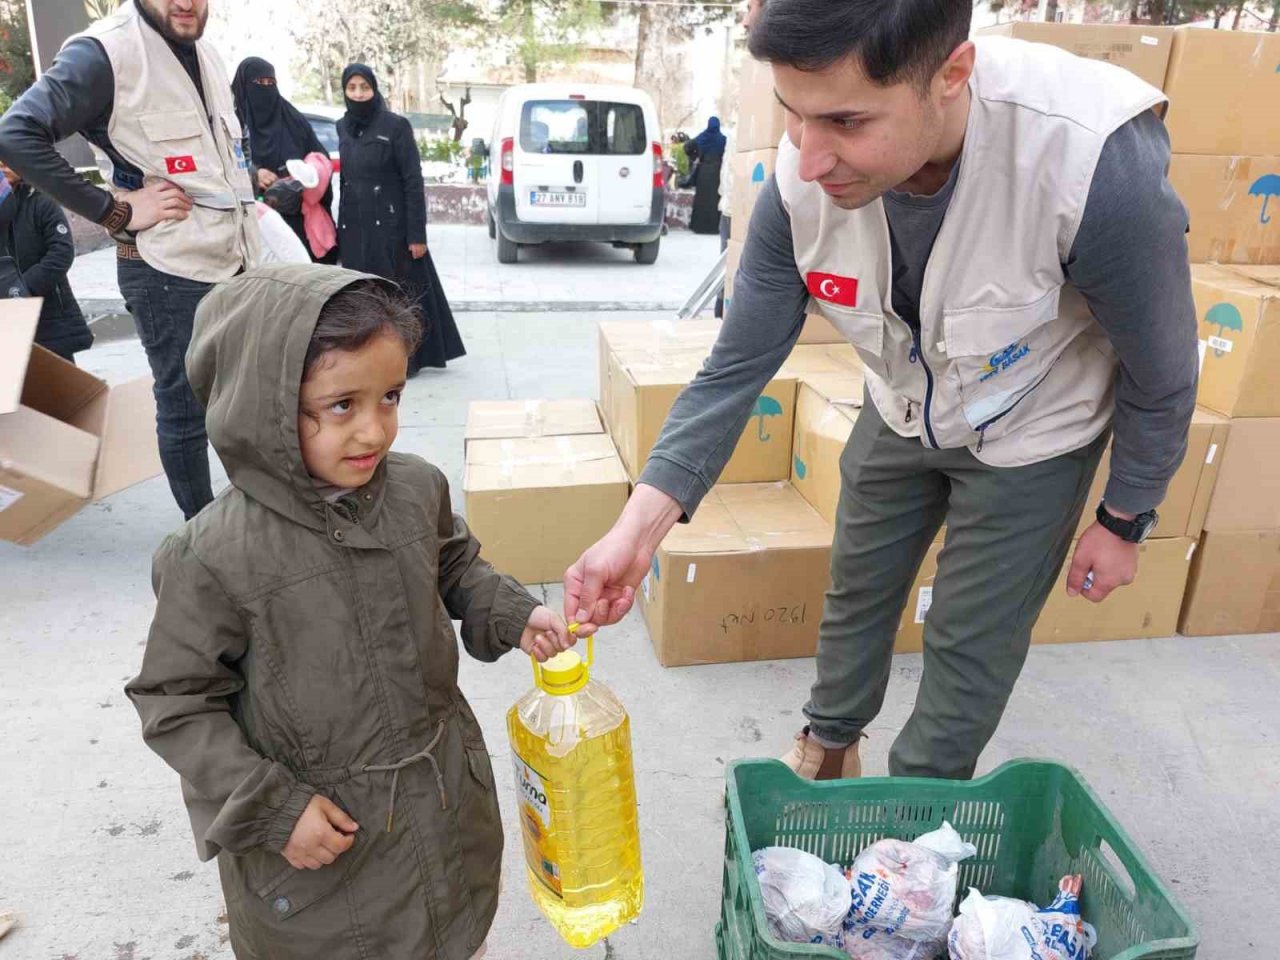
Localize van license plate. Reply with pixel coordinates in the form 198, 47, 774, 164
531, 191, 586, 207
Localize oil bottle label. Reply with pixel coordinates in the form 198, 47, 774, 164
512, 752, 563, 898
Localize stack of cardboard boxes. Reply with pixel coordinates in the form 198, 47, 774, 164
970, 23, 1280, 638
1164, 31, 1280, 636
462, 399, 630, 586
596, 315, 867, 666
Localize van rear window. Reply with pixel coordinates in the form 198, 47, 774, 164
520, 100, 647, 156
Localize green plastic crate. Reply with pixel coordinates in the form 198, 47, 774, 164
716, 759, 1197, 960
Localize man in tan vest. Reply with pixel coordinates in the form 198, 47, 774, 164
0, 0, 260, 521
566, 0, 1197, 780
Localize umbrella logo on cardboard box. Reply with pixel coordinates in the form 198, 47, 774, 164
1250, 173, 1280, 225
753, 395, 784, 442
1203, 302, 1244, 358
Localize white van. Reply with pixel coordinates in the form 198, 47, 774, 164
486, 84, 665, 265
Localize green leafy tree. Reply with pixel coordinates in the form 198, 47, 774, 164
495, 0, 601, 83
0, 0, 33, 103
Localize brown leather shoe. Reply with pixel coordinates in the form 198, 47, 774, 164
780, 727, 864, 781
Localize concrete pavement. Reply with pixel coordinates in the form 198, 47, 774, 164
1, 272, 1275, 957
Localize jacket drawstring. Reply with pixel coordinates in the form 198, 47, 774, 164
362, 721, 448, 833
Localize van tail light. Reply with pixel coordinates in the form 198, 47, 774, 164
501, 138, 514, 186
652, 141, 664, 189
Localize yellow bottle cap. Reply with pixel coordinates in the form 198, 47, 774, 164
532, 624, 594, 696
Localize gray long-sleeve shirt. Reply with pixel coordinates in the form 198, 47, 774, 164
641, 110, 1199, 520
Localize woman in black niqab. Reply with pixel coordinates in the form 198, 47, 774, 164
337, 63, 465, 373
231, 56, 337, 263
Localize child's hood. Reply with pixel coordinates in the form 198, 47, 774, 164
187, 263, 394, 527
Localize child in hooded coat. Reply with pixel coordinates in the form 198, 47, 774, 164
127, 263, 574, 959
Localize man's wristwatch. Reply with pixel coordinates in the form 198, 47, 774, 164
1095, 501, 1159, 543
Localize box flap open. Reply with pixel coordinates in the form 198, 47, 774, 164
94, 377, 163, 500
0, 299, 42, 416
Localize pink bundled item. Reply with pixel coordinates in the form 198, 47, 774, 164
288, 152, 337, 259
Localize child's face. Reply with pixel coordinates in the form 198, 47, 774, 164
298, 331, 408, 489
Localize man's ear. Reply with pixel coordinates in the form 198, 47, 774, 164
936, 41, 976, 103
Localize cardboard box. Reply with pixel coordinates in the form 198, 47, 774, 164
1076, 408, 1230, 539
463, 434, 629, 585
465, 399, 602, 445
1162, 28, 1280, 156
735, 54, 787, 152
639, 482, 833, 666
1190, 264, 1280, 418
1169, 155, 1280, 265
791, 380, 862, 528
1202, 417, 1280, 532
0, 299, 161, 545
606, 349, 797, 484
978, 23, 1174, 89
729, 149, 777, 242
1180, 530, 1280, 636
897, 536, 1195, 653
781, 343, 864, 381
597, 318, 720, 429
797, 313, 843, 344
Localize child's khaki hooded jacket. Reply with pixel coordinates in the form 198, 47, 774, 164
127, 264, 538, 959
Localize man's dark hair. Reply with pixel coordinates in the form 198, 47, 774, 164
748, 0, 971, 89
304, 280, 423, 380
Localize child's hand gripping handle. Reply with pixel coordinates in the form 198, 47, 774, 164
530, 622, 594, 686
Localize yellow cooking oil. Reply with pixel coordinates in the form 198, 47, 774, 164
506, 630, 643, 948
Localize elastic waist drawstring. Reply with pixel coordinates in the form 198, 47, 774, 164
362, 721, 448, 833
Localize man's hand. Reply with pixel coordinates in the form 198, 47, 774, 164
520, 605, 574, 662
565, 484, 684, 632
409, 243, 427, 259
123, 181, 193, 231
1065, 510, 1140, 603
257, 168, 279, 190
282, 794, 358, 870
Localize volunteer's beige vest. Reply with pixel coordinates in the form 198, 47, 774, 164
79, 3, 260, 281
777, 36, 1166, 466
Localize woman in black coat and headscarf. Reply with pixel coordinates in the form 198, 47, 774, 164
231, 57, 338, 263
686, 116, 726, 235
338, 63, 465, 373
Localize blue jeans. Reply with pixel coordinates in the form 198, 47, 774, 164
118, 257, 214, 520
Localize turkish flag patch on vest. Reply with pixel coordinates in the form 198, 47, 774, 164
806, 271, 858, 308
165, 156, 198, 175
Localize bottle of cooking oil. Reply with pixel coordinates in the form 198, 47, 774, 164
507, 629, 643, 948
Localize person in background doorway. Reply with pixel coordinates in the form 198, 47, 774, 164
687, 116, 727, 234
232, 57, 337, 264
0, 0, 262, 522
0, 161, 92, 362
337, 63, 465, 374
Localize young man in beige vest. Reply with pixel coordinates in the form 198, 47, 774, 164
0, 0, 260, 521
566, 0, 1197, 780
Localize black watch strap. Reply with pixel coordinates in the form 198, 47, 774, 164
1095, 502, 1158, 543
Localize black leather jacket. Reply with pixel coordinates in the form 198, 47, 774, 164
0, 9, 207, 227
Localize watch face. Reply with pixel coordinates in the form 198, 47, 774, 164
1137, 512, 1159, 542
